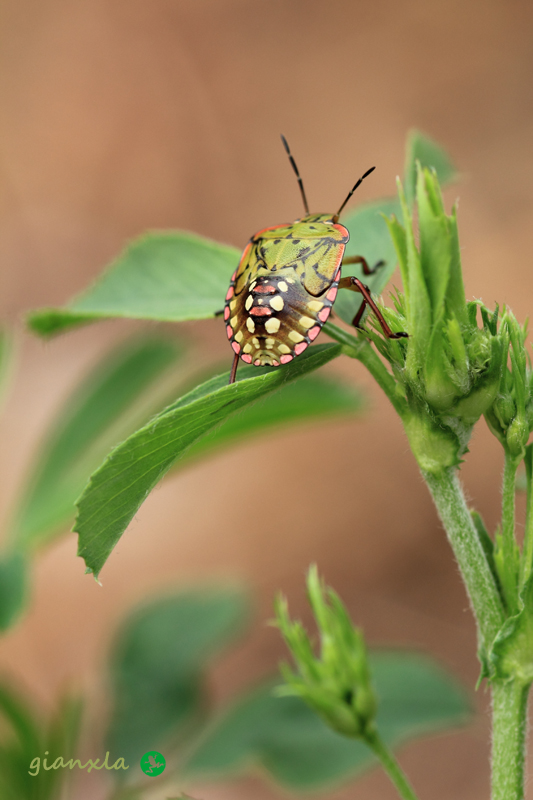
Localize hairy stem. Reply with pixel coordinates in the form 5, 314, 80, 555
365, 730, 420, 800
421, 468, 505, 651
520, 447, 533, 590
500, 453, 520, 612
491, 680, 530, 800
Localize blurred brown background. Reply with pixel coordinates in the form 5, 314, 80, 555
1, 1, 533, 798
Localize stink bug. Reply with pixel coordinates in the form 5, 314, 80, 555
223, 137, 408, 383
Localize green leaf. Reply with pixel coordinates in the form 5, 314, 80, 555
0, 552, 28, 632
184, 651, 470, 791
107, 588, 248, 769
76, 343, 342, 578
490, 575, 533, 683
179, 372, 364, 468
404, 130, 457, 207
27, 205, 403, 339
27, 134, 456, 343
27, 232, 239, 337
471, 511, 502, 601
334, 198, 401, 326
11, 336, 183, 551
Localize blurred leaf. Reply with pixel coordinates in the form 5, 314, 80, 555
0, 682, 82, 800
111, 790, 143, 800
404, 130, 457, 206
107, 588, 248, 769
0, 552, 28, 632
179, 372, 364, 468
167, 796, 198, 800
39, 695, 84, 800
0, 327, 13, 408
27, 232, 239, 337
184, 652, 470, 791
0, 683, 42, 800
76, 343, 342, 579
11, 336, 183, 551
334, 198, 401, 327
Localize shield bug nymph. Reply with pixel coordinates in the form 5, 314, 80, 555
223, 136, 408, 383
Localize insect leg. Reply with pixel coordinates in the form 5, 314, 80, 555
214, 309, 225, 317
341, 255, 385, 275
229, 352, 239, 384
338, 276, 408, 339
351, 299, 366, 329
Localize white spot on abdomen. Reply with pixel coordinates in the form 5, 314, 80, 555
265, 317, 281, 334
270, 296, 284, 311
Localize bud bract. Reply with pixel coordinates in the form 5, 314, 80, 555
484, 313, 532, 459
274, 565, 377, 739
372, 165, 508, 473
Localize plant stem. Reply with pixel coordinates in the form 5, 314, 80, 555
500, 452, 520, 612
520, 446, 533, 590
365, 730, 420, 800
491, 679, 530, 800
421, 468, 505, 651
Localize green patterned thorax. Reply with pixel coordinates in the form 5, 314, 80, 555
225, 214, 349, 367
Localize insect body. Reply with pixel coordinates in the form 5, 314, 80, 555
224, 138, 407, 383
225, 214, 347, 367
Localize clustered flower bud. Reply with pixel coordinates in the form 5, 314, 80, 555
274, 566, 377, 739
484, 312, 533, 460
364, 165, 511, 473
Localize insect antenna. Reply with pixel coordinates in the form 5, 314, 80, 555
332, 166, 375, 223
280, 134, 310, 215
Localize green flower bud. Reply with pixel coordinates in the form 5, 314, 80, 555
493, 393, 517, 430
445, 336, 503, 425
403, 408, 462, 472
507, 415, 529, 459
484, 312, 533, 457
378, 167, 508, 472
274, 566, 377, 739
